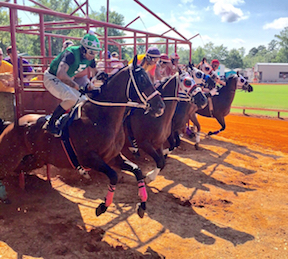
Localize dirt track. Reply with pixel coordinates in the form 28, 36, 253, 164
0, 114, 288, 259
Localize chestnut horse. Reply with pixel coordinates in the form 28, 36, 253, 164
123, 71, 207, 181
0, 56, 165, 218
189, 73, 253, 148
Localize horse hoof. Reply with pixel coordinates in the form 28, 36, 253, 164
208, 131, 213, 136
195, 144, 199, 150
96, 202, 107, 217
136, 202, 146, 218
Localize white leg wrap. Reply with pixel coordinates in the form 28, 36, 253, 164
196, 132, 200, 144
124, 159, 138, 170
146, 167, 161, 181
77, 166, 91, 179
163, 148, 172, 156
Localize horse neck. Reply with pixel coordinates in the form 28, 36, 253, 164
218, 77, 237, 105
83, 70, 130, 128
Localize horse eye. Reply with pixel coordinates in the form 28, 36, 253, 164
196, 72, 202, 78
205, 67, 210, 71
240, 78, 244, 83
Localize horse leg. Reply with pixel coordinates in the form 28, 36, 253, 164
83, 152, 118, 217
13, 154, 47, 190
190, 113, 201, 150
166, 132, 176, 155
174, 131, 181, 148
208, 116, 226, 136
141, 142, 165, 182
114, 153, 147, 218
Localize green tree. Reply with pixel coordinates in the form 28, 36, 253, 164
225, 49, 243, 69
0, 9, 11, 51
191, 46, 206, 65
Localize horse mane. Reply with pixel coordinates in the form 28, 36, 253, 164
156, 76, 172, 93
218, 74, 237, 94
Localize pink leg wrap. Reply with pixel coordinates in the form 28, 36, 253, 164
138, 180, 148, 202
105, 184, 116, 207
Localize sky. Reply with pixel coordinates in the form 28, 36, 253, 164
17, 0, 288, 55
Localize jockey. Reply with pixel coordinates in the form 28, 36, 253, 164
170, 52, 180, 74
140, 47, 161, 83
211, 59, 220, 71
155, 53, 173, 80
43, 31, 102, 136
129, 47, 161, 83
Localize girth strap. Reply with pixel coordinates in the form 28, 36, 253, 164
61, 129, 81, 170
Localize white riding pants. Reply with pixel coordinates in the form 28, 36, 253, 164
44, 70, 87, 110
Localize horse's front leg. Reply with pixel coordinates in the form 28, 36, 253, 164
140, 141, 165, 182
190, 112, 201, 150
114, 153, 147, 218
83, 152, 118, 217
208, 116, 226, 136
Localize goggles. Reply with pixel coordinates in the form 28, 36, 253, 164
84, 47, 99, 56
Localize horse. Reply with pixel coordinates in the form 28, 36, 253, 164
123, 71, 207, 181
189, 72, 253, 148
167, 66, 214, 152
0, 56, 165, 218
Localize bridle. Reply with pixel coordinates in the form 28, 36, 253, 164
86, 65, 161, 111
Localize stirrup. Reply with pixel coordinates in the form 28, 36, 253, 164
44, 122, 62, 137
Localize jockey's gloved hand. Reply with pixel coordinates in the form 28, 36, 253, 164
209, 88, 219, 96
79, 83, 89, 96
96, 71, 108, 82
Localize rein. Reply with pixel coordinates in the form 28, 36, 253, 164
86, 65, 160, 109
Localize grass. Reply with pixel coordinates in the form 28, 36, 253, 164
231, 84, 288, 117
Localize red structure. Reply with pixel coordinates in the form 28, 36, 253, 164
0, 0, 193, 121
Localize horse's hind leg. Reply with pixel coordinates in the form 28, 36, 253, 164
114, 153, 147, 218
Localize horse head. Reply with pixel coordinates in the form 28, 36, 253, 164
94, 55, 165, 117
236, 74, 253, 92
129, 55, 165, 117
178, 69, 207, 109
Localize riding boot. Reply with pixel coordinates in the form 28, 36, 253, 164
46, 105, 66, 136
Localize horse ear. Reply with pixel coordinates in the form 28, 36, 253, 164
132, 55, 138, 68
178, 67, 182, 75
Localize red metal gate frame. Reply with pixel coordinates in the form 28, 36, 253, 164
0, 0, 193, 121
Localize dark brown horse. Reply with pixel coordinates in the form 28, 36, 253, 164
189, 73, 253, 148
124, 71, 207, 181
0, 56, 165, 217
167, 67, 212, 152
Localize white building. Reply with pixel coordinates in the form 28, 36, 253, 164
254, 63, 288, 83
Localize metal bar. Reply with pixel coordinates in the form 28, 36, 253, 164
188, 33, 199, 41
0, 2, 189, 44
28, 0, 52, 10
70, 1, 86, 16
134, 0, 189, 41
9, 8, 20, 122
125, 16, 140, 28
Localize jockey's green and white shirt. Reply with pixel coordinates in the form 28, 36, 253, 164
49, 46, 96, 77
